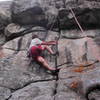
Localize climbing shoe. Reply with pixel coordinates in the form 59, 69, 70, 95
50, 69, 60, 75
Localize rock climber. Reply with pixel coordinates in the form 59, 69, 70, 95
28, 34, 60, 72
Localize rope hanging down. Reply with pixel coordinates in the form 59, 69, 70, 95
69, 7, 85, 34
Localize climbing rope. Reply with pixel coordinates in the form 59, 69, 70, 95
69, 7, 85, 34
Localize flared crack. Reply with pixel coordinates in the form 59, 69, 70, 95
5, 95, 12, 100
53, 31, 61, 100
11, 78, 57, 93
6, 28, 47, 41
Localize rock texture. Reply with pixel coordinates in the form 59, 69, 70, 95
0, 87, 11, 100
11, 0, 47, 26
55, 62, 100, 100
0, 1, 12, 45
0, 0, 100, 100
58, 0, 100, 29
10, 0, 100, 30
9, 81, 55, 100
0, 33, 5, 45
0, 1, 12, 31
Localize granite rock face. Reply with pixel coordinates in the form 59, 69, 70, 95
58, 0, 100, 29
9, 81, 55, 100
0, 8, 11, 31
0, 1, 12, 45
10, 0, 100, 29
11, 0, 59, 29
11, 0, 47, 26
0, 1, 12, 31
55, 62, 100, 100
1, 28, 100, 100
0, 87, 11, 100
0, 0, 100, 100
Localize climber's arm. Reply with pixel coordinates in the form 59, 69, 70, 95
40, 41, 57, 45
45, 46, 54, 54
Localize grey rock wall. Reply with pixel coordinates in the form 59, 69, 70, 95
0, 0, 100, 100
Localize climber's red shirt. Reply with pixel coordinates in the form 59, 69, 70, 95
30, 45, 45, 60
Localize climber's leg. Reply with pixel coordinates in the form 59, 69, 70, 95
37, 56, 56, 71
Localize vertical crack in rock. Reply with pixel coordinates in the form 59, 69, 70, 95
54, 45, 58, 100
17, 37, 23, 51
82, 41, 88, 62
65, 47, 73, 64
53, 32, 61, 100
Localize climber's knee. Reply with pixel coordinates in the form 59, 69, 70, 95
37, 56, 45, 64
